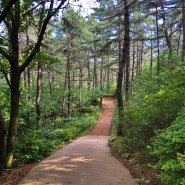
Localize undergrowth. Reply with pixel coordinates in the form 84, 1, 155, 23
14, 108, 100, 165
110, 63, 185, 185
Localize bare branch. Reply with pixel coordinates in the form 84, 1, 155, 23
0, 0, 17, 23
20, 0, 68, 73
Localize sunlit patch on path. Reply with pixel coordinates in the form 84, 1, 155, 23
18, 98, 137, 185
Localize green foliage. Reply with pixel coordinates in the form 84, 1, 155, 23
15, 107, 100, 164
118, 67, 185, 150
151, 108, 185, 185
15, 130, 54, 163
109, 137, 128, 158
51, 127, 80, 142
110, 60, 185, 184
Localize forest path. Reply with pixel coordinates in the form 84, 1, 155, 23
18, 97, 137, 185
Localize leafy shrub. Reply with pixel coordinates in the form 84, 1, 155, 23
151, 108, 185, 185
15, 130, 54, 163
119, 67, 185, 151
51, 127, 80, 142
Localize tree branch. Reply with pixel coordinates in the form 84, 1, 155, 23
0, 62, 11, 88
0, 0, 17, 23
0, 48, 12, 62
20, 0, 68, 73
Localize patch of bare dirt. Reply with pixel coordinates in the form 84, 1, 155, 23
118, 157, 161, 185
1, 163, 36, 185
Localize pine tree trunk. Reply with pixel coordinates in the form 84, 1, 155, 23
36, 62, 42, 130
156, 7, 160, 75
62, 68, 67, 117
131, 42, 135, 93
0, 110, 6, 176
47, 67, 53, 98
116, 16, 124, 114
67, 35, 71, 117
79, 61, 83, 112
87, 53, 91, 90
150, 39, 153, 71
100, 57, 103, 91
116, 0, 130, 135
93, 55, 98, 88
182, 0, 185, 62
122, 0, 130, 102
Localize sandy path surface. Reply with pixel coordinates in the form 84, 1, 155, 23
18, 97, 137, 185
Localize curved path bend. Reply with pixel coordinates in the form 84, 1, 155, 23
18, 97, 137, 185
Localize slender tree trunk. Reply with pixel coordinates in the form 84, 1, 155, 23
107, 66, 110, 89
177, 24, 181, 57
62, 67, 67, 118
36, 62, 42, 130
156, 6, 160, 75
124, 3, 130, 102
182, 0, 185, 62
100, 57, 103, 91
131, 41, 135, 93
136, 42, 139, 75
150, 38, 153, 71
139, 42, 144, 75
87, 53, 91, 91
93, 55, 98, 88
27, 68, 31, 99
25, 18, 30, 98
6, 0, 20, 168
36, 2, 45, 129
0, 110, 6, 176
125, 55, 130, 101
116, 0, 130, 136
116, 23, 124, 115
47, 67, 53, 98
79, 61, 83, 112
161, 1, 172, 66
67, 35, 71, 117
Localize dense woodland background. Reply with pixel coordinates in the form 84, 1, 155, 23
0, 0, 185, 184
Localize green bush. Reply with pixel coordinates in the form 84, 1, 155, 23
15, 130, 54, 163
151, 108, 185, 185
119, 67, 185, 151
51, 127, 80, 142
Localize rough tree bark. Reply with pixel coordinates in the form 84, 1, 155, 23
36, 62, 42, 130
5, 0, 21, 168
156, 6, 160, 75
87, 53, 91, 91
0, 0, 17, 172
116, 0, 130, 136
67, 35, 71, 117
0, 110, 6, 176
182, 0, 185, 62
93, 55, 98, 88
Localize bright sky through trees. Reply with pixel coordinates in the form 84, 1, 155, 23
72, 0, 99, 16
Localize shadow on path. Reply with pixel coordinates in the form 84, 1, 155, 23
18, 97, 137, 185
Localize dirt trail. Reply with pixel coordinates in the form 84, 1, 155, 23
18, 97, 137, 185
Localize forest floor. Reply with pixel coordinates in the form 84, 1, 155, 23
1, 97, 159, 185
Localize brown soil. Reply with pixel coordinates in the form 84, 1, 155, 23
90, 97, 115, 136
1, 164, 37, 185
0, 97, 159, 185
